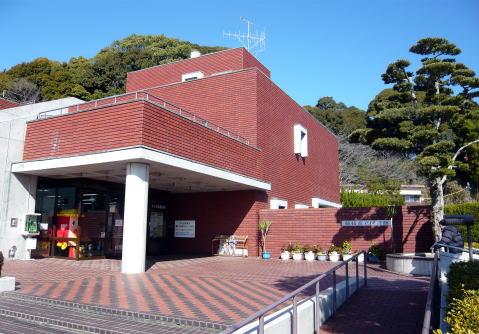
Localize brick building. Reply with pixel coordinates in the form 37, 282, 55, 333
0, 97, 23, 110
1, 48, 340, 273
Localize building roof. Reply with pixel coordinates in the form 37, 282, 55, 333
0, 97, 23, 111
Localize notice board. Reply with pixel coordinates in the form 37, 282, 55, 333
174, 220, 195, 238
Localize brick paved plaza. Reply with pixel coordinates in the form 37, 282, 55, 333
1, 256, 429, 333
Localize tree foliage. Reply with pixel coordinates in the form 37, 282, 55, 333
305, 96, 366, 135
350, 37, 479, 240
338, 134, 421, 186
1, 34, 226, 102
4, 78, 40, 103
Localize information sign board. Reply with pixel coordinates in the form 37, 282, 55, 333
341, 219, 392, 227
174, 220, 195, 238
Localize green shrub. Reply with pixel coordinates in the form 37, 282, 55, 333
368, 243, 381, 257
447, 261, 479, 302
444, 202, 479, 243
340, 189, 404, 207
434, 288, 479, 334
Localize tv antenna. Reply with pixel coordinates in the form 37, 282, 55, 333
223, 17, 266, 55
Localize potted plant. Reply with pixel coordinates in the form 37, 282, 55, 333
281, 243, 292, 260
328, 244, 341, 262
316, 247, 327, 261
292, 243, 303, 261
342, 240, 353, 261
259, 220, 273, 259
354, 250, 365, 263
303, 244, 316, 261
368, 244, 381, 263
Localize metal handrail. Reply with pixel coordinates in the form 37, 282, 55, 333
421, 250, 440, 334
431, 242, 479, 254
222, 250, 368, 334
36, 91, 251, 145
422, 243, 478, 333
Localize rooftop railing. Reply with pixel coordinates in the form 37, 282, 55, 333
222, 250, 368, 334
36, 91, 251, 145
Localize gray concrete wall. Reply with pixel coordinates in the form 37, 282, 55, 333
0, 98, 82, 259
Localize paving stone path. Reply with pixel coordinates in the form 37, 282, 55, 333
1, 256, 429, 333
321, 265, 430, 334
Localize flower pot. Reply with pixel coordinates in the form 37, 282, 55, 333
342, 254, 353, 261
262, 252, 271, 259
369, 255, 379, 263
280, 251, 290, 260
317, 254, 327, 261
304, 251, 315, 261
356, 253, 364, 263
292, 252, 303, 261
329, 252, 340, 262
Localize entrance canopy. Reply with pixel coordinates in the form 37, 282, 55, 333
12, 146, 271, 193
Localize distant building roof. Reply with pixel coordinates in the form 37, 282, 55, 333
0, 97, 23, 111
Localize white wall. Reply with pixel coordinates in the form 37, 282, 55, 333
234, 276, 365, 334
0, 97, 82, 259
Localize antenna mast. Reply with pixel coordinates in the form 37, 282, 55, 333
223, 17, 266, 55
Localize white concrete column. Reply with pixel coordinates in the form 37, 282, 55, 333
121, 163, 149, 274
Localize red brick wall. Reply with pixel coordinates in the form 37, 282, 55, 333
256, 73, 340, 206
168, 190, 266, 255
258, 206, 433, 257
142, 102, 262, 179
143, 69, 341, 207
0, 98, 21, 110
126, 48, 270, 92
23, 101, 263, 180
23, 101, 145, 160
145, 70, 259, 145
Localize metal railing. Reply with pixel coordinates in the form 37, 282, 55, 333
222, 251, 368, 334
421, 250, 440, 334
421, 243, 478, 334
432, 242, 479, 262
36, 91, 251, 145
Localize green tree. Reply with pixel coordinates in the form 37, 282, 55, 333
350, 37, 479, 241
1, 34, 227, 102
305, 96, 366, 135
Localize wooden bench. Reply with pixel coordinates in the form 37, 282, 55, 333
212, 235, 248, 257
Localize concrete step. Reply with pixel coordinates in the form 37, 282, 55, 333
0, 292, 218, 334
0, 315, 78, 334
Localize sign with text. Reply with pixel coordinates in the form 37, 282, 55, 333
341, 219, 392, 227
174, 220, 195, 238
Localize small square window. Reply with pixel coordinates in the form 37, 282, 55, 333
294, 124, 308, 157
182, 71, 204, 82
270, 199, 288, 209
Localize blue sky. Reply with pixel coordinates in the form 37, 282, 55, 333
1, 0, 478, 110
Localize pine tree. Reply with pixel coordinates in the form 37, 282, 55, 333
350, 38, 479, 241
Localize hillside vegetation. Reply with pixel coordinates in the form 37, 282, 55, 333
0, 34, 226, 102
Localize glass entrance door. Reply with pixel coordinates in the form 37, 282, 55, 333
77, 190, 108, 258
147, 202, 168, 255
105, 194, 123, 258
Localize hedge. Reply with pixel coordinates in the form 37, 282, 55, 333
444, 202, 479, 243
434, 261, 479, 334
340, 189, 404, 208
447, 261, 479, 302
434, 289, 479, 334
